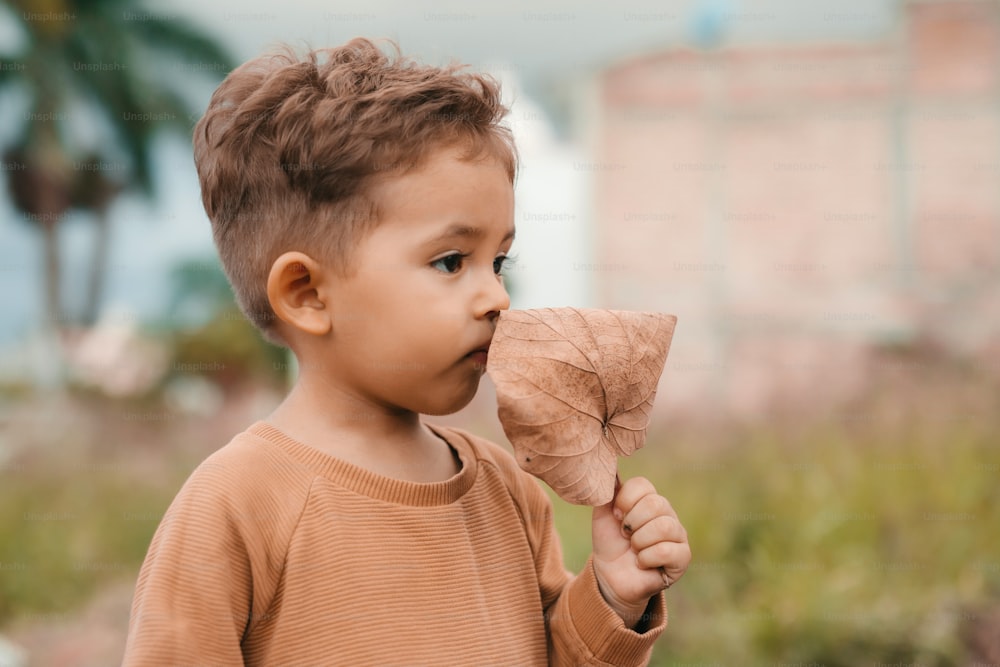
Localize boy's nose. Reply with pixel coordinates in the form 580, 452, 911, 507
477, 273, 510, 320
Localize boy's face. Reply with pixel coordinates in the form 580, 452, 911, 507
319, 144, 515, 416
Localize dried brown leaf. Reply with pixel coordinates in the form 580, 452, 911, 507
486, 308, 677, 505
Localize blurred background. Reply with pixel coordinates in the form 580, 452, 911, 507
1, 0, 998, 664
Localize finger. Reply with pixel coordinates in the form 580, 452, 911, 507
635, 540, 693, 574
613, 476, 657, 519
592, 498, 621, 545
629, 514, 687, 551
592, 497, 631, 562
621, 493, 678, 535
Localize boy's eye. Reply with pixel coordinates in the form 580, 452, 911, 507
432, 253, 465, 274
493, 254, 513, 275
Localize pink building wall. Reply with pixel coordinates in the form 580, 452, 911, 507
588, 0, 1000, 419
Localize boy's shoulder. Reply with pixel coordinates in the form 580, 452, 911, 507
166, 423, 315, 526
186, 423, 312, 485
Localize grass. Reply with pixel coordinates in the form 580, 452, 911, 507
549, 410, 1000, 665
0, 461, 189, 624
2, 374, 997, 664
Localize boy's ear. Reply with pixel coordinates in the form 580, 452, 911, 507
266, 251, 332, 337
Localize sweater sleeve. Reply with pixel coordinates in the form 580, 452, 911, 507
516, 470, 668, 666
122, 435, 307, 666
122, 462, 255, 665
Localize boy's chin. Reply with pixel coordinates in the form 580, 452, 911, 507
418, 385, 480, 417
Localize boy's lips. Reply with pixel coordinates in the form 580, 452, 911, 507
465, 340, 492, 367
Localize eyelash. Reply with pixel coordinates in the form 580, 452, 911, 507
496, 253, 517, 276
432, 253, 517, 276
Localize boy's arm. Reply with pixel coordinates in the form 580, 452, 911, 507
122, 466, 256, 664
546, 555, 667, 666
519, 475, 667, 666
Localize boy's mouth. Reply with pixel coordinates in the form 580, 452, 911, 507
465, 340, 491, 368
467, 349, 489, 367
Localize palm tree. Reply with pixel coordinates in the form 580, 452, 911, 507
0, 0, 235, 344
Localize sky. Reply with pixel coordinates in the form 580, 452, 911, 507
0, 0, 896, 348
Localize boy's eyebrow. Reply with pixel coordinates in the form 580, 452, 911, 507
427, 223, 516, 245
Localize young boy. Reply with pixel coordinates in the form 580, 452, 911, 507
124, 38, 690, 665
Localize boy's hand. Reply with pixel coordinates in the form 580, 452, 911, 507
591, 476, 691, 629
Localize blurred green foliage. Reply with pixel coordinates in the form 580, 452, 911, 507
0, 463, 188, 623
165, 257, 287, 392
552, 415, 1000, 665
168, 307, 287, 393
1, 383, 996, 663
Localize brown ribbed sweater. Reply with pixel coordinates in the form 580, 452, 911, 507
123, 422, 666, 666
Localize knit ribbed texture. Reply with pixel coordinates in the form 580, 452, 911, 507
123, 422, 666, 666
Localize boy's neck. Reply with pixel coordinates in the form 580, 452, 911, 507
264, 372, 461, 484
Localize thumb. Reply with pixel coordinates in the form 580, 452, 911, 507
592, 475, 629, 561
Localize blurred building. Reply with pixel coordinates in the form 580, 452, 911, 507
583, 0, 1000, 417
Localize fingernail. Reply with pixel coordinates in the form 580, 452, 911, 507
613, 508, 623, 521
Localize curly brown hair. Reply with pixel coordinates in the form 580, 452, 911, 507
193, 38, 517, 345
